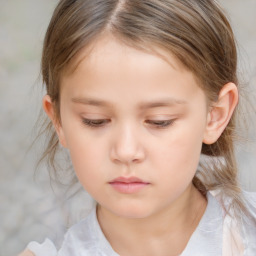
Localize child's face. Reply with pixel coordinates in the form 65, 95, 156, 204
56, 36, 211, 218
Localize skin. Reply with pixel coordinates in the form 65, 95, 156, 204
22, 35, 238, 256
18, 250, 34, 256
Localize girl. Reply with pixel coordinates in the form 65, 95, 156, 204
20, 0, 256, 255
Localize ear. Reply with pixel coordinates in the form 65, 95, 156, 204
42, 95, 67, 148
203, 82, 238, 145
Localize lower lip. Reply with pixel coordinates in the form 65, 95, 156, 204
109, 182, 149, 194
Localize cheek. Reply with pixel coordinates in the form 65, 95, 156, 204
61, 119, 107, 186
68, 142, 108, 194
69, 138, 105, 176
155, 118, 205, 185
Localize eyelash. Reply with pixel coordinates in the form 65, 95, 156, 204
145, 119, 175, 128
82, 119, 175, 129
82, 119, 110, 127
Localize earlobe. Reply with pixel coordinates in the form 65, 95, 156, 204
203, 82, 238, 145
42, 95, 67, 148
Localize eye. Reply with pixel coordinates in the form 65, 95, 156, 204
145, 119, 175, 128
82, 119, 110, 128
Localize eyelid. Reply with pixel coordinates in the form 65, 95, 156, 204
81, 118, 176, 129
145, 119, 176, 128
82, 118, 110, 127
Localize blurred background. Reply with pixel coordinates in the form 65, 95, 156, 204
0, 1, 256, 255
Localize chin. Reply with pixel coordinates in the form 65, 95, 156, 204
110, 202, 154, 219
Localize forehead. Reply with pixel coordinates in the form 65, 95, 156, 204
63, 34, 186, 78
60, 35, 206, 108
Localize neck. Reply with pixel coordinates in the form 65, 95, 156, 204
97, 185, 207, 256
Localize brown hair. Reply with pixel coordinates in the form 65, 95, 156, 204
40, 0, 248, 216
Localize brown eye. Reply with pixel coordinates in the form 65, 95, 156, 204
82, 119, 110, 128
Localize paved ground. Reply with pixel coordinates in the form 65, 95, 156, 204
1, 1, 256, 255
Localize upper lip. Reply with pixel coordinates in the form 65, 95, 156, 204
109, 176, 149, 184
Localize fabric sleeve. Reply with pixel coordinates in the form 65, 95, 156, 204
26, 238, 57, 256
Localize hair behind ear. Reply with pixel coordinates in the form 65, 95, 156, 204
195, 108, 250, 219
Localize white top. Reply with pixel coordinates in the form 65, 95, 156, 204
26, 191, 256, 256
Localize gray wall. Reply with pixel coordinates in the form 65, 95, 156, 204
1, 1, 256, 255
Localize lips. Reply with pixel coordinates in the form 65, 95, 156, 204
110, 176, 147, 183
109, 176, 150, 194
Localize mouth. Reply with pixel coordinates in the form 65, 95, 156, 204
109, 176, 150, 194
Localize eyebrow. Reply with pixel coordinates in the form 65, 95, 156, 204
71, 97, 187, 109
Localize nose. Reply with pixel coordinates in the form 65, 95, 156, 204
110, 123, 145, 165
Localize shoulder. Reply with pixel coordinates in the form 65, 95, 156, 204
22, 206, 111, 256
58, 207, 104, 254
241, 191, 256, 253
242, 190, 256, 202
242, 190, 256, 220
58, 206, 118, 255
210, 190, 256, 254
